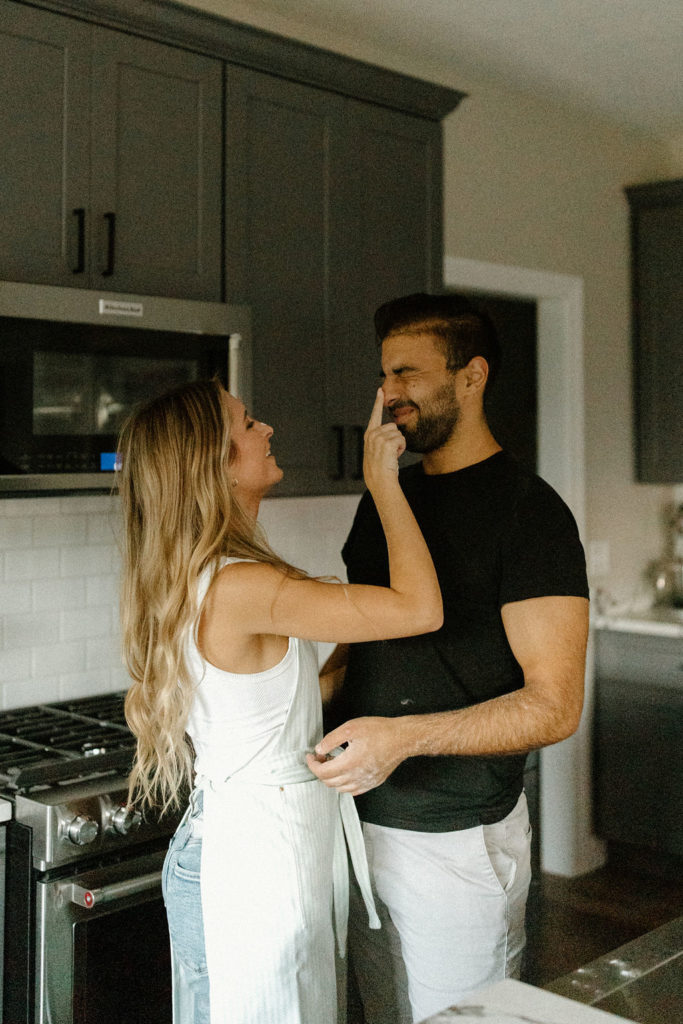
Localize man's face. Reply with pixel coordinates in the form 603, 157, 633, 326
380, 332, 460, 453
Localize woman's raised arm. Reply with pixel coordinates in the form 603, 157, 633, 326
207, 389, 443, 645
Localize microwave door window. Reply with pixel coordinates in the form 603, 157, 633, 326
33, 352, 199, 437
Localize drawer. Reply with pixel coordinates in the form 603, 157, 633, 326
595, 630, 683, 688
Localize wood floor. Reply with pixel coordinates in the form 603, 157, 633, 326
525, 846, 683, 987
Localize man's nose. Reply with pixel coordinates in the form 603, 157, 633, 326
381, 378, 400, 406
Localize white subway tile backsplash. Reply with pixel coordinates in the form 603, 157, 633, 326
4, 611, 60, 648
31, 640, 86, 677
0, 647, 32, 683
0, 518, 32, 549
64, 494, 118, 515
87, 514, 119, 546
2, 497, 62, 517
60, 544, 115, 578
86, 634, 122, 670
59, 669, 112, 700
86, 574, 119, 607
0, 581, 32, 615
2, 676, 61, 709
32, 514, 88, 548
32, 577, 86, 612
61, 606, 111, 641
4, 547, 60, 582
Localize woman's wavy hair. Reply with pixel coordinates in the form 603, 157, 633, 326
117, 378, 303, 815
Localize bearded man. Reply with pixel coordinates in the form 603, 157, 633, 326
308, 292, 590, 1024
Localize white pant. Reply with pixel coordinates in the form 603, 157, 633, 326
348, 792, 532, 1024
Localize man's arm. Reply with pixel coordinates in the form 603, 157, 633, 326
319, 643, 349, 705
306, 595, 588, 795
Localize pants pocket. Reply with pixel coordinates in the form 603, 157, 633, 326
165, 838, 207, 975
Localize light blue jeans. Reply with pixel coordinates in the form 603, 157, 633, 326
162, 790, 210, 1024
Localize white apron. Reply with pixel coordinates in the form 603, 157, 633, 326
194, 636, 378, 1024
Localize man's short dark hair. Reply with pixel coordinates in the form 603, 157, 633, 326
374, 292, 501, 389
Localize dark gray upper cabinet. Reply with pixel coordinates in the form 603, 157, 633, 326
0, 3, 91, 287
626, 179, 683, 483
0, 1, 222, 299
225, 66, 443, 495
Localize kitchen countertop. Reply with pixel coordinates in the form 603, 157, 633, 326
546, 915, 683, 1024
592, 607, 683, 638
420, 917, 683, 1023
419, 978, 632, 1023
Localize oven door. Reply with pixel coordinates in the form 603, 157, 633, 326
36, 849, 172, 1024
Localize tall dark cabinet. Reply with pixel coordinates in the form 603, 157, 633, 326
225, 66, 442, 494
1, 0, 462, 497
625, 179, 683, 483
0, 0, 222, 299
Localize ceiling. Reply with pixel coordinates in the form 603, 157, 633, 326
235, 0, 683, 135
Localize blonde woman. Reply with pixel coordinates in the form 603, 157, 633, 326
117, 378, 442, 1024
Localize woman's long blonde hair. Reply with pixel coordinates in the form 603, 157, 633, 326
118, 378, 302, 814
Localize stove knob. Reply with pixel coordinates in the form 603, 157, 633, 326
67, 815, 99, 846
111, 806, 142, 836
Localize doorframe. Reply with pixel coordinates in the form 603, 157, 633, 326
444, 256, 606, 877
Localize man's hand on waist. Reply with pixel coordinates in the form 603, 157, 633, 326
306, 716, 410, 795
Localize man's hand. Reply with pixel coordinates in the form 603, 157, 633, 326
306, 716, 408, 795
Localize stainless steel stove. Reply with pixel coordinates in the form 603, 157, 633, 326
0, 692, 178, 1024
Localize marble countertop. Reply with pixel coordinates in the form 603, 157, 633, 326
592, 607, 683, 638
546, 915, 683, 1024
420, 978, 632, 1023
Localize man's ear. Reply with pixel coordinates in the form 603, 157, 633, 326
463, 356, 489, 394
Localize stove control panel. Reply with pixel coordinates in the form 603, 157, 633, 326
66, 814, 99, 846
109, 805, 142, 836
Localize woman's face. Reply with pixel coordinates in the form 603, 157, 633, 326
224, 391, 283, 512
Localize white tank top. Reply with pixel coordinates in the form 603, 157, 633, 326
185, 557, 297, 782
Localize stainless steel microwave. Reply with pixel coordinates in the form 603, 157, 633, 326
0, 282, 251, 496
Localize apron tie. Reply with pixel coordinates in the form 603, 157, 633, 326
194, 749, 380, 956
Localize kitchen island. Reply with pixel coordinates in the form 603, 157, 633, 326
419, 916, 683, 1023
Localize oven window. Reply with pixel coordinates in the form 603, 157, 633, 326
72, 896, 172, 1024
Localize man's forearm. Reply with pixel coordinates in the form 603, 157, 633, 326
395, 674, 582, 760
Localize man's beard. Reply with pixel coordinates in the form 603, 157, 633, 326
396, 383, 460, 453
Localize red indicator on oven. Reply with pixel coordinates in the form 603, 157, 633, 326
84, 891, 94, 908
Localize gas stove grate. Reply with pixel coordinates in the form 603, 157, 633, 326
0, 691, 135, 790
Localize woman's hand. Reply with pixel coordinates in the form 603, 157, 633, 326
363, 388, 406, 493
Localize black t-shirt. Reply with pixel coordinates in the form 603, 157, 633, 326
340, 451, 589, 832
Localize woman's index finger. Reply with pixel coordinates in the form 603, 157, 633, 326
367, 387, 385, 430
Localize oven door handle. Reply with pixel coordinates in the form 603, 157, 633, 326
68, 869, 162, 909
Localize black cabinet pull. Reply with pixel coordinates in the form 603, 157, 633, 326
330, 426, 344, 480
352, 425, 364, 480
102, 212, 116, 277
72, 208, 86, 274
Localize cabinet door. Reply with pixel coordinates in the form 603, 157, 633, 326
328, 99, 443, 444
594, 632, 683, 856
0, 1, 91, 286
225, 66, 343, 494
225, 66, 442, 496
627, 181, 683, 483
90, 30, 222, 300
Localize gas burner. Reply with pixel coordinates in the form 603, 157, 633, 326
0, 691, 134, 792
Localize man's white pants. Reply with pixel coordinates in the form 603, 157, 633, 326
348, 791, 532, 1024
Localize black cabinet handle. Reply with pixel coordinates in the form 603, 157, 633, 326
102, 212, 116, 277
331, 426, 344, 480
72, 208, 86, 274
352, 425, 364, 480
